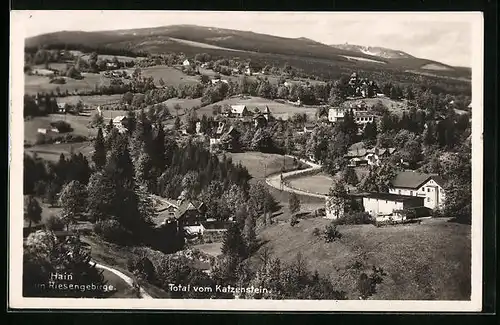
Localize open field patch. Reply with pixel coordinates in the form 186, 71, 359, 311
253, 216, 471, 300
203, 96, 318, 120
169, 37, 248, 52
340, 55, 386, 64
64, 94, 123, 107
24, 114, 97, 144
127, 65, 200, 87
342, 97, 407, 116
288, 174, 334, 195
80, 54, 139, 62
160, 97, 203, 116
25, 73, 110, 95
25, 141, 94, 162
192, 243, 223, 257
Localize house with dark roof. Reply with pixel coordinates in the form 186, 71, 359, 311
174, 200, 206, 235
389, 171, 446, 210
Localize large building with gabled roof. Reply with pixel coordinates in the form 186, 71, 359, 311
389, 171, 446, 210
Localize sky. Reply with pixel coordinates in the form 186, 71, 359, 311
15, 11, 476, 67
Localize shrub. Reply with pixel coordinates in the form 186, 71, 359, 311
312, 227, 321, 237
334, 211, 374, 225
93, 219, 131, 244
357, 266, 386, 299
323, 223, 342, 242
50, 120, 73, 133
49, 77, 66, 84
45, 215, 65, 231
290, 214, 299, 227
127, 256, 156, 283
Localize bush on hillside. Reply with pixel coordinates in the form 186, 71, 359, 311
50, 120, 73, 133
49, 77, 66, 84
93, 218, 132, 245
323, 223, 342, 242
333, 211, 375, 225
45, 215, 65, 231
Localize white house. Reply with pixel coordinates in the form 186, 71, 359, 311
183, 59, 191, 67
354, 111, 375, 126
389, 171, 446, 210
106, 62, 118, 69
230, 105, 251, 117
328, 107, 347, 123
362, 192, 425, 220
112, 116, 128, 133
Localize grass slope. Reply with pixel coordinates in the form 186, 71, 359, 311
203, 96, 318, 120
253, 217, 471, 300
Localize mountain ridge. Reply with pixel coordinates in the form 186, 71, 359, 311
25, 24, 471, 77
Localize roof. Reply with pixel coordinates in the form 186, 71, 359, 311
345, 147, 395, 158
175, 200, 204, 219
113, 116, 127, 123
391, 171, 445, 189
362, 192, 425, 202
231, 105, 247, 114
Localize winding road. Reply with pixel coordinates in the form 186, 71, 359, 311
91, 261, 153, 299
265, 155, 328, 200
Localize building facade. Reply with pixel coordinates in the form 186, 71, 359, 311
362, 192, 425, 217
389, 171, 446, 210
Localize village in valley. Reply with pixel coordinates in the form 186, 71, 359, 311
22, 21, 472, 301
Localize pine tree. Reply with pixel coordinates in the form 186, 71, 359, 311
326, 180, 348, 219
173, 116, 181, 130
59, 180, 87, 230
221, 222, 247, 260
342, 166, 359, 186
152, 122, 166, 171
92, 127, 106, 170
340, 109, 359, 142
288, 192, 301, 214
243, 214, 257, 253
24, 195, 42, 231
362, 122, 378, 145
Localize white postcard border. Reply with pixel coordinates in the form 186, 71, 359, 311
9, 11, 484, 312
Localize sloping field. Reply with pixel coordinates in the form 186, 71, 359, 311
342, 97, 407, 116
24, 114, 96, 144
25, 73, 110, 95
25, 141, 94, 162
127, 65, 200, 87
253, 217, 471, 300
202, 96, 318, 120
81, 54, 139, 62
63, 94, 123, 106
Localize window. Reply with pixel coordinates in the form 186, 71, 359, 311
398, 190, 401, 195
427, 188, 430, 192
410, 191, 413, 196
427, 198, 430, 202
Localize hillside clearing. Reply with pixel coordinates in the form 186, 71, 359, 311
25, 73, 110, 95
203, 96, 319, 120
252, 217, 471, 300
25, 141, 94, 162
128, 65, 200, 87
24, 114, 97, 143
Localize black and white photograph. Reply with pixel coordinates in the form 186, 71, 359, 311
9, 11, 483, 311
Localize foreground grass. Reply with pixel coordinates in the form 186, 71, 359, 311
252, 217, 471, 300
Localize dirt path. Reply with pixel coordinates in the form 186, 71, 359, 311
265, 155, 327, 200
91, 260, 153, 299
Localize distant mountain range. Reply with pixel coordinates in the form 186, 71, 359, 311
25, 24, 471, 80
329, 44, 415, 59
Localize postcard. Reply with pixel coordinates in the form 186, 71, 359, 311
9, 10, 483, 311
